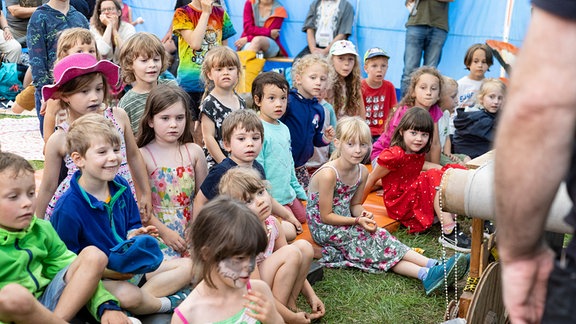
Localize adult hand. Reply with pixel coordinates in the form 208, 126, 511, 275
270, 29, 280, 40
501, 246, 555, 324
100, 12, 111, 26
100, 310, 131, 324
3, 28, 13, 41
234, 37, 248, 50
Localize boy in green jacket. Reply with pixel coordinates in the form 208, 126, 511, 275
0, 152, 129, 324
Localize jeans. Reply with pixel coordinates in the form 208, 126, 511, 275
34, 87, 44, 136
400, 25, 448, 96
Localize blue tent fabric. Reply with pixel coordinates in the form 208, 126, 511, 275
127, 0, 530, 89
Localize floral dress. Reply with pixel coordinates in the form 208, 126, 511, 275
200, 93, 246, 169
45, 108, 135, 219
144, 145, 195, 260
306, 165, 410, 273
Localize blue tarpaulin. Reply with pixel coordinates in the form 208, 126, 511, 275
126, 0, 531, 88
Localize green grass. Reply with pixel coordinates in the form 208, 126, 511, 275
298, 218, 471, 324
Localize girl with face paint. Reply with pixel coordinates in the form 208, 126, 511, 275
219, 168, 326, 323
172, 196, 283, 324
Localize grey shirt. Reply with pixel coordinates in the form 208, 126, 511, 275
5, 0, 48, 41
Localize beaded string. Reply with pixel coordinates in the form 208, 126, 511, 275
436, 171, 459, 316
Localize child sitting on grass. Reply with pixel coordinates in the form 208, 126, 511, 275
220, 167, 325, 322
0, 152, 128, 323
309, 116, 469, 295
50, 114, 193, 316
193, 109, 301, 239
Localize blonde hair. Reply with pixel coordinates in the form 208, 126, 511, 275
219, 167, 267, 203
477, 78, 506, 106
56, 28, 100, 61
291, 54, 331, 89
66, 114, 121, 156
330, 54, 363, 117
201, 46, 242, 98
331, 116, 371, 160
118, 32, 169, 84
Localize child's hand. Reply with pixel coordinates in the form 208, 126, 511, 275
243, 288, 281, 323
128, 225, 159, 239
138, 195, 152, 223
161, 229, 187, 253
307, 295, 325, 320
361, 210, 374, 219
100, 309, 131, 324
358, 217, 377, 233
323, 126, 335, 143
200, 0, 214, 12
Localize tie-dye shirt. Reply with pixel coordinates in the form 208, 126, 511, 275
173, 4, 236, 93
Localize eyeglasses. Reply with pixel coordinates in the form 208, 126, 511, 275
100, 7, 118, 13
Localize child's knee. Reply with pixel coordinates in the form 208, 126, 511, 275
77, 246, 108, 270
0, 284, 36, 315
112, 283, 143, 310
292, 240, 314, 260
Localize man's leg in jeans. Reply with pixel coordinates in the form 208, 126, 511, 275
400, 26, 427, 96
422, 27, 448, 68
542, 253, 576, 322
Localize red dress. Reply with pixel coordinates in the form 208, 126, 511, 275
377, 146, 444, 233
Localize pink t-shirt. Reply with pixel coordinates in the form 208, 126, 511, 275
371, 104, 443, 160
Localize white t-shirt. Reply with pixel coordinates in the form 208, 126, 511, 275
457, 76, 483, 109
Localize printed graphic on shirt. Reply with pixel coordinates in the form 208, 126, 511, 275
365, 95, 387, 126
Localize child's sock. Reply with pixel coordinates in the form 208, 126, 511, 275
426, 258, 439, 268
418, 267, 429, 281
158, 297, 171, 313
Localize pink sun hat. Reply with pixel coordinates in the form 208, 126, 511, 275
42, 53, 120, 102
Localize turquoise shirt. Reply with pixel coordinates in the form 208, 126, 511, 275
257, 120, 306, 204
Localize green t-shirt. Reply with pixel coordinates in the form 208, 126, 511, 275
406, 0, 450, 31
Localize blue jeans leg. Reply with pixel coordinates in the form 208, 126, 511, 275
34, 87, 44, 136
401, 26, 427, 96
422, 27, 448, 67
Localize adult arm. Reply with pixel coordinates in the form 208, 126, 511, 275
494, 7, 576, 324
6, 4, 38, 19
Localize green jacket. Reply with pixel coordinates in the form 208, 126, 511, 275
0, 217, 119, 321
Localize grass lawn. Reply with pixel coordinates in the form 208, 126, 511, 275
299, 219, 471, 324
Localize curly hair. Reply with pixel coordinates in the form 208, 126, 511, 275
331, 55, 363, 118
